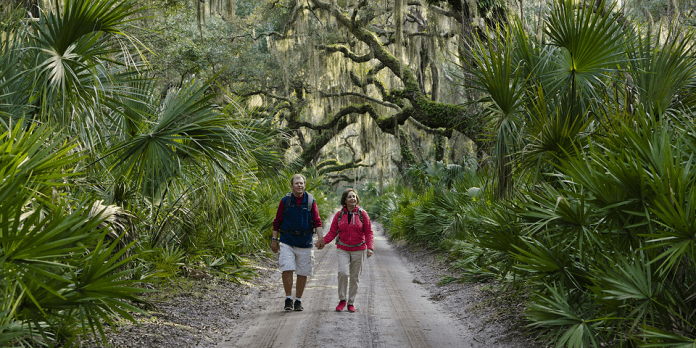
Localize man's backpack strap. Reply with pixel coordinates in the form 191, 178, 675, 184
282, 193, 291, 214
306, 192, 315, 208
282, 192, 315, 214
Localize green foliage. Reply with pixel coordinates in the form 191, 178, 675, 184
0, 306, 38, 348
134, 0, 298, 92
376, 1, 696, 347
148, 245, 187, 279
364, 160, 486, 245
545, 0, 626, 100
443, 239, 497, 283
0, 0, 302, 345
527, 285, 603, 348
0, 123, 146, 346
628, 27, 696, 120
638, 327, 696, 347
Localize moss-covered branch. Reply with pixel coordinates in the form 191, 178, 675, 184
318, 159, 375, 175
399, 130, 418, 166
291, 103, 378, 130
298, 103, 421, 166
319, 91, 401, 110
327, 173, 369, 187
317, 44, 373, 62
316, 159, 340, 171
374, 107, 414, 134
349, 69, 389, 101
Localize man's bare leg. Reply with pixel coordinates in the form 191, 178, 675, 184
295, 275, 307, 298
282, 271, 294, 296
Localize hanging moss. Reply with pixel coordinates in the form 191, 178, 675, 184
275, 0, 487, 175
435, 134, 445, 162
399, 130, 417, 166
395, 0, 404, 67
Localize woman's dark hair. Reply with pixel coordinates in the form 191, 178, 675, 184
340, 188, 360, 207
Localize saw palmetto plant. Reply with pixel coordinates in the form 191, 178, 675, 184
1, 0, 289, 345
375, 0, 696, 346
0, 123, 146, 346
456, 0, 696, 345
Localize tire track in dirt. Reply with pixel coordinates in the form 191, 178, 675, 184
219, 234, 333, 348
296, 244, 335, 348
364, 254, 383, 348
367, 223, 478, 348
371, 245, 429, 347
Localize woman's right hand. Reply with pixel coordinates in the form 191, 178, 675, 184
271, 241, 279, 253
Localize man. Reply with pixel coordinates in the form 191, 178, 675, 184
271, 174, 325, 311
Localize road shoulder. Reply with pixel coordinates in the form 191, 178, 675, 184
390, 238, 539, 348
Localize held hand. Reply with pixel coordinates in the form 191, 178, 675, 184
271, 241, 279, 253
315, 239, 325, 249
367, 249, 373, 258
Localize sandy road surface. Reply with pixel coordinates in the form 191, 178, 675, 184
218, 221, 482, 348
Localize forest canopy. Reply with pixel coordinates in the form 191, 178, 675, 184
1, 0, 696, 347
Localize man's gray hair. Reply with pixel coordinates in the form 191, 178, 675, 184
291, 174, 306, 185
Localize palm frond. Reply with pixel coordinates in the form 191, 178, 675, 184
628, 26, 696, 120
638, 327, 696, 347
467, 23, 528, 197
29, 0, 145, 99
527, 284, 604, 348
545, 0, 626, 103
599, 252, 665, 332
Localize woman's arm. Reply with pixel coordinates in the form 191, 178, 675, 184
323, 211, 340, 244
271, 200, 285, 253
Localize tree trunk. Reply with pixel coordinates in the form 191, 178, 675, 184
394, 0, 404, 77
379, 168, 383, 196
430, 62, 440, 102
197, 0, 203, 39
435, 134, 445, 162
227, 0, 235, 21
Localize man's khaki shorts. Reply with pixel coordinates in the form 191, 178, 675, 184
279, 242, 315, 276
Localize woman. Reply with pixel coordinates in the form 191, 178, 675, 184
319, 188, 373, 312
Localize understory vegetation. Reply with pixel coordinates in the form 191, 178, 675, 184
362, 1, 696, 347
2, 0, 696, 347
0, 0, 332, 346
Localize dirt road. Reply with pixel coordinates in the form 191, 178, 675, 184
218, 222, 481, 348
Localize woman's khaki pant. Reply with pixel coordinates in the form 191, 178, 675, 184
336, 248, 366, 305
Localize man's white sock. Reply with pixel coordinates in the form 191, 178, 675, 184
295, 297, 301, 302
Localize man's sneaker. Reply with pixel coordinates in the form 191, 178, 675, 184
284, 298, 293, 310
294, 300, 303, 311
335, 300, 346, 311
347, 305, 356, 312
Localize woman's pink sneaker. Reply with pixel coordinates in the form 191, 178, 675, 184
335, 300, 346, 311
347, 305, 356, 312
